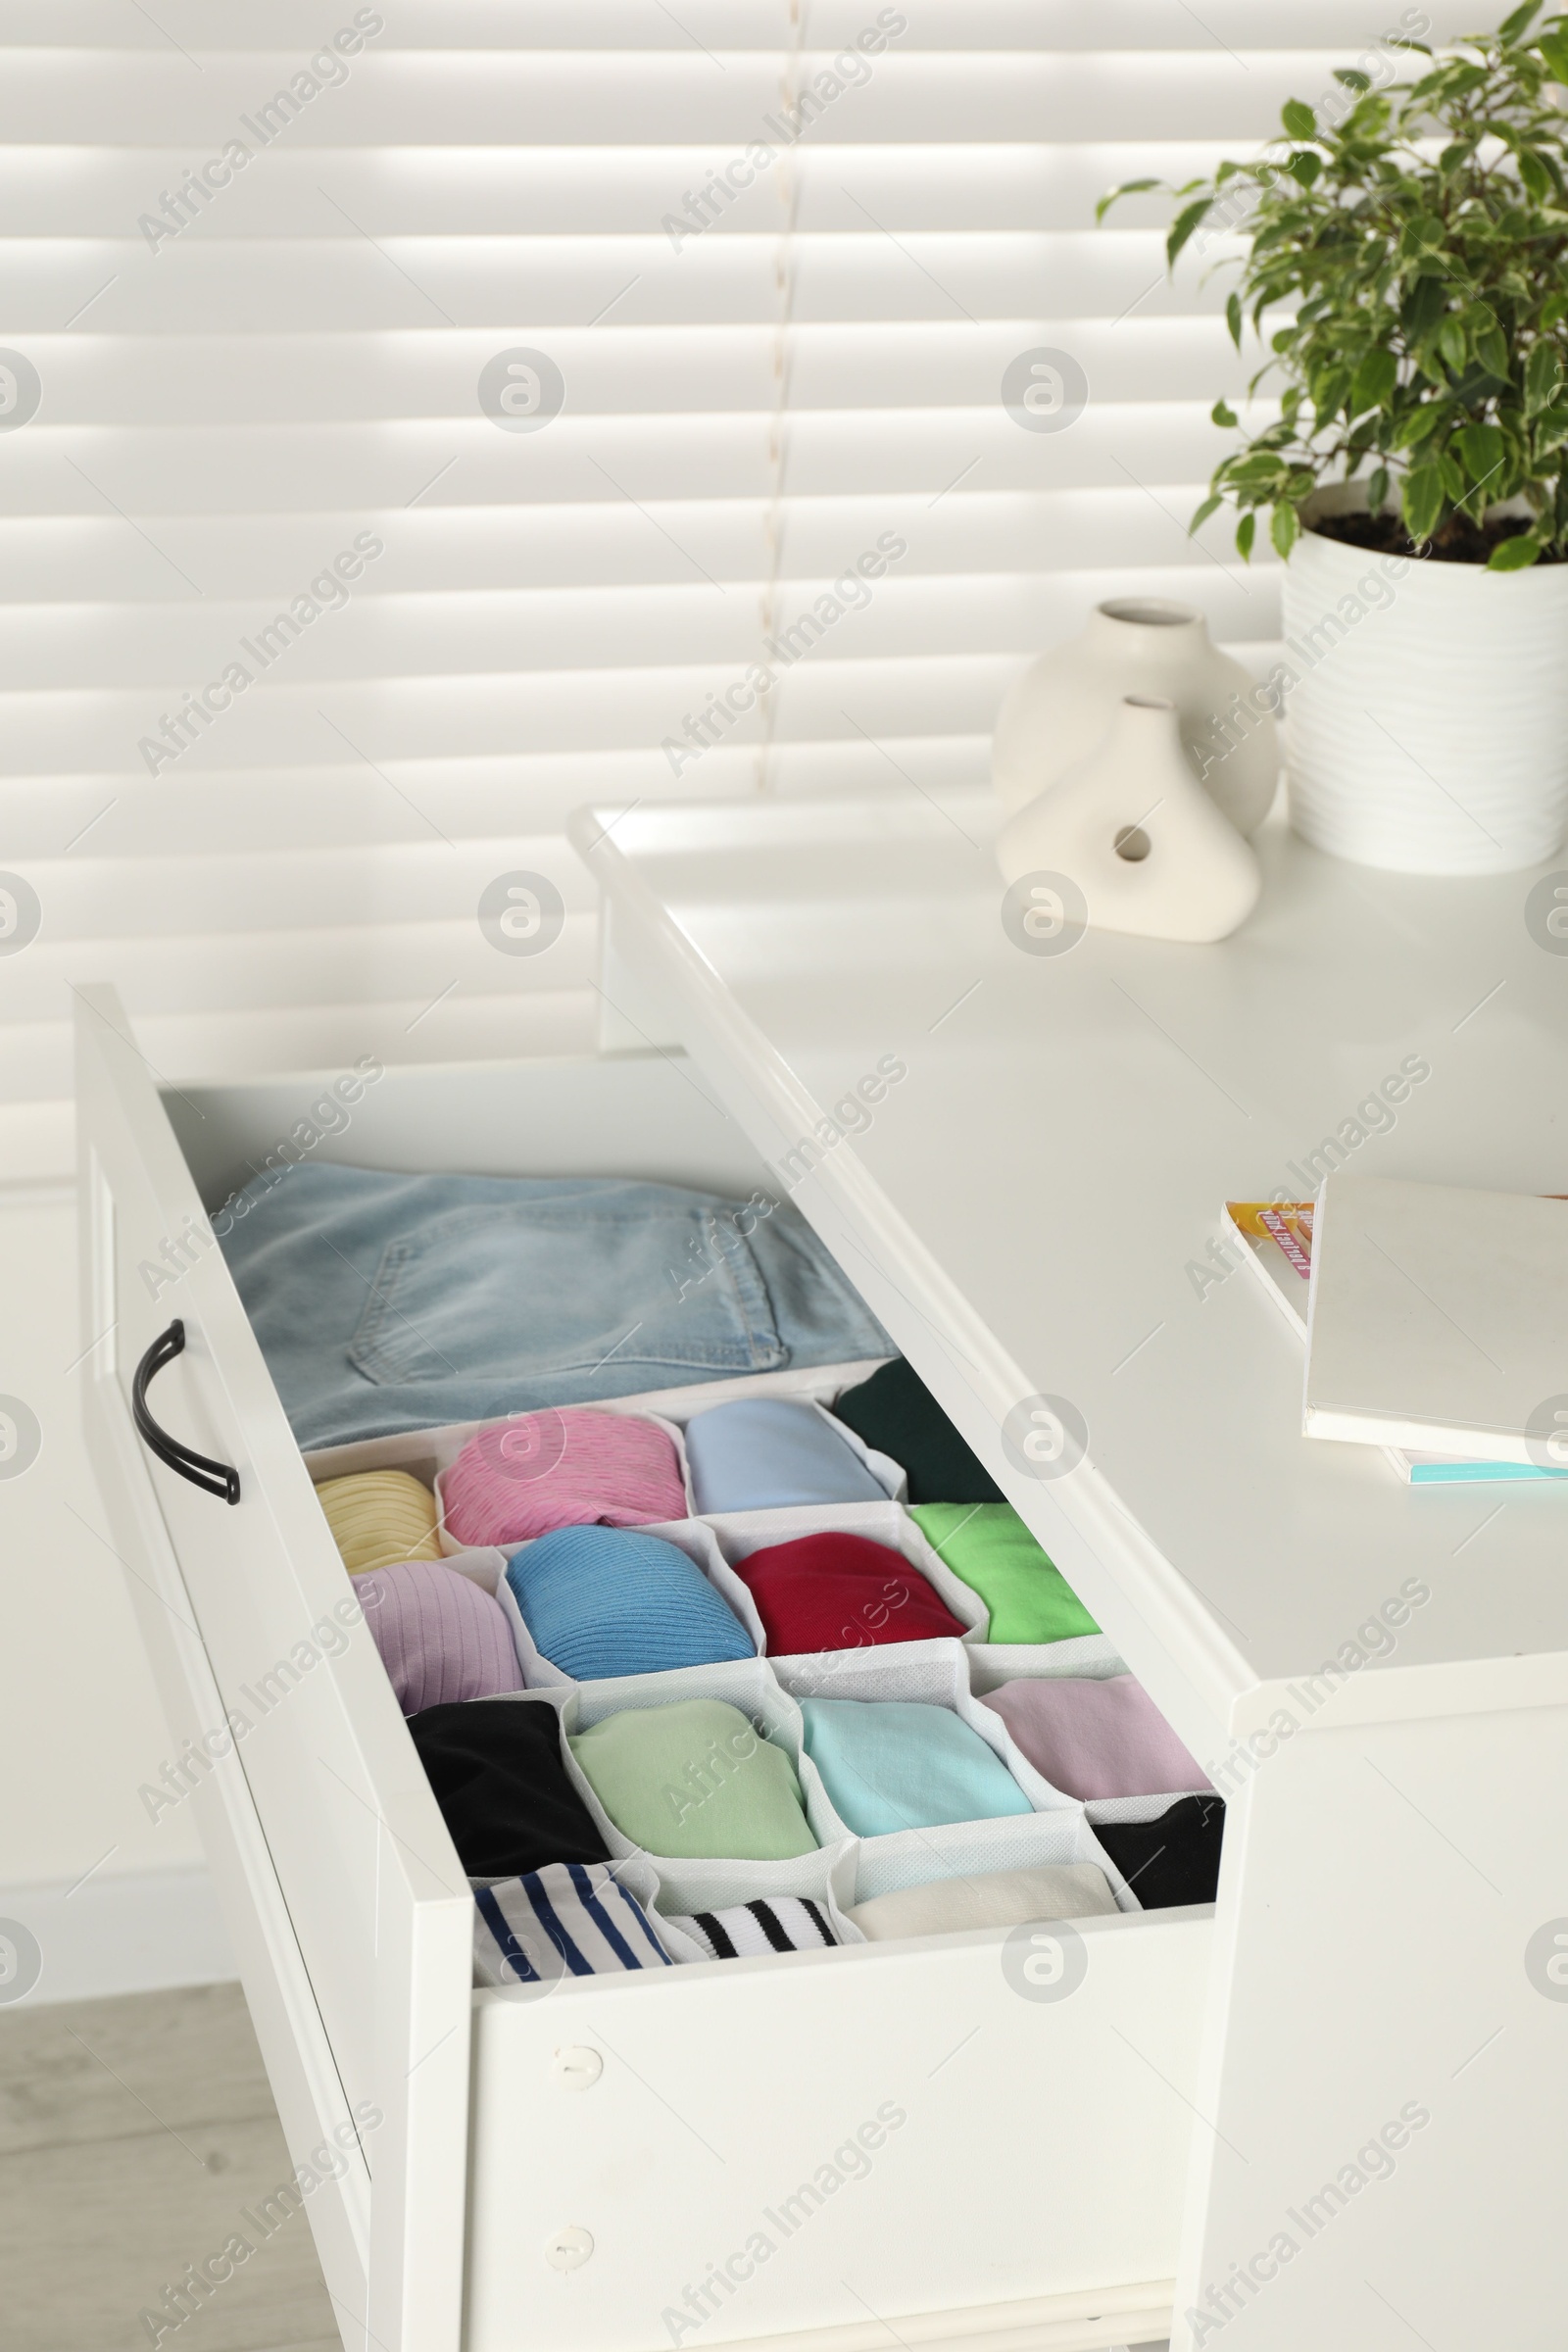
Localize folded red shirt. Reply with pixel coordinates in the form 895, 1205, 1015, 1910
731, 1531, 967, 1654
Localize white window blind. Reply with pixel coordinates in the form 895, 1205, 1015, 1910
0, 0, 1459, 1176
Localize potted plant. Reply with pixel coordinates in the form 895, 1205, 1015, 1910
1102, 2, 1568, 874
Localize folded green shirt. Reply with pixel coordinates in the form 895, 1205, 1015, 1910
569, 1697, 817, 1861
909, 1502, 1101, 1645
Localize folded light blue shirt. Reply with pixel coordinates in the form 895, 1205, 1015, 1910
217, 1164, 893, 1449
684, 1396, 888, 1514
801, 1698, 1034, 1838
506, 1525, 755, 1681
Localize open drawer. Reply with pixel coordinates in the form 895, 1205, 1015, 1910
74, 985, 1212, 2352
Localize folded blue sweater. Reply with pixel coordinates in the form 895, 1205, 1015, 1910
683, 1396, 888, 1513
506, 1525, 755, 1681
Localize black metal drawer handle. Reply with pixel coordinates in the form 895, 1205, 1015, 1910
132, 1319, 240, 1505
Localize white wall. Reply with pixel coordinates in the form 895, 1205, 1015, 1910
0, 1185, 232, 1999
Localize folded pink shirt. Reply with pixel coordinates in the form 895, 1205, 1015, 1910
980, 1675, 1211, 1802
442, 1407, 686, 1547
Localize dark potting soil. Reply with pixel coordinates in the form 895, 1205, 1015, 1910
1311, 508, 1563, 564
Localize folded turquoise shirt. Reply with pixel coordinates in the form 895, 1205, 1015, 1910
801, 1697, 1034, 1837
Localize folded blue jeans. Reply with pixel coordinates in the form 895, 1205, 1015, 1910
218, 1163, 892, 1448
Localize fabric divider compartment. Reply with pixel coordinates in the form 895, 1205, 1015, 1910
770, 1642, 1073, 1814
768, 1643, 1142, 1914
700, 1499, 989, 1649
470, 1842, 866, 1989
431, 1405, 694, 1553
468, 1852, 674, 1985
1086, 1789, 1215, 1826
433, 1687, 850, 1945
851, 1810, 1140, 1913
681, 1394, 906, 1509
557, 1655, 845, 1860
298, 1407, 696, 1555
966, 1632, 1128, 1688
427, 1545, 509, 1597
638, 1841, 864, 1958
493, 1519, 767, 1690
299, 1357, 893, 1490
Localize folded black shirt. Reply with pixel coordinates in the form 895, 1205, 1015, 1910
1094, 1794, 1225, 1909
408, 1698, 609, 1877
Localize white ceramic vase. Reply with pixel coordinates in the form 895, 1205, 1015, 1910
996, 695, 1261, 945
1283, 483, 1568, 875
992, 597, 1279, 836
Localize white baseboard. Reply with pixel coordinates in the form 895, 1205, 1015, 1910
1, 1864, 235, 2006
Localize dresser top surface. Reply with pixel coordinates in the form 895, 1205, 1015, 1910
579, 791, 1568, 1721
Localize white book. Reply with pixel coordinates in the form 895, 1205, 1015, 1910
1222, 1197, 1568, 1485
1303, 1173, 1568, 1469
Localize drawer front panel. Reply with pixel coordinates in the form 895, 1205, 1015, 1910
467, 1912, 1209, 2352
75, 987, 471, 2352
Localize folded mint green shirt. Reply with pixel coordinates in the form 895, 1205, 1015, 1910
570, 1697, 816, 1861
910, 1502, 1101, 1644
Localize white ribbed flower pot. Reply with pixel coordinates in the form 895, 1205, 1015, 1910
1282, 484, 1568, 875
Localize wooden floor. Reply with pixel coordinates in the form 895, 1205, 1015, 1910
0, 1981, 338, 2352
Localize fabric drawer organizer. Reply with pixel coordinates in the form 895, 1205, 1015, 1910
306, 1363, 1216, 1984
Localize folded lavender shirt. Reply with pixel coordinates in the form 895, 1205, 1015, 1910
980, 1675, 1210, 1802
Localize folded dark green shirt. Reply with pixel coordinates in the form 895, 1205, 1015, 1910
831, 1358, 1004, 1505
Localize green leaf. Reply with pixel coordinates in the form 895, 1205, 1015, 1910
1528, 342, 1563, 412
1270, 502, 1300, 560
1166, 197, 1213, 269
1226, 289, 1244, 348
1402, 464, 1446, 541
1211, 398, 1239, 427
1189, 492, 1224, 534
1519, 148, 1552, 201
1368, 465, 1391, 514
1539, 28, 1568, 80
1334, 67, 1373, 90
1311, 366, 1353, 421
1477, 323, 1511, 377
1236, 511, 1257, 561
1096, 177, 1161, 223
1439, 139, 1475, 172
1287, 149, 1322, 187
1438, 317, 1469, 371
1350, 350, 1399, 414
1439, 450, 1467, 501
1456, 420, 1506, 484
1395, 402, 1444, 449
1402, 278, 1447, 337
1488, 531, 1542, 568
1497, 0, 1544, 38
1281, 98, 1318, 139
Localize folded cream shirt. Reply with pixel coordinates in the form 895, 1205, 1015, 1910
847, 1861, 1116, 1941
